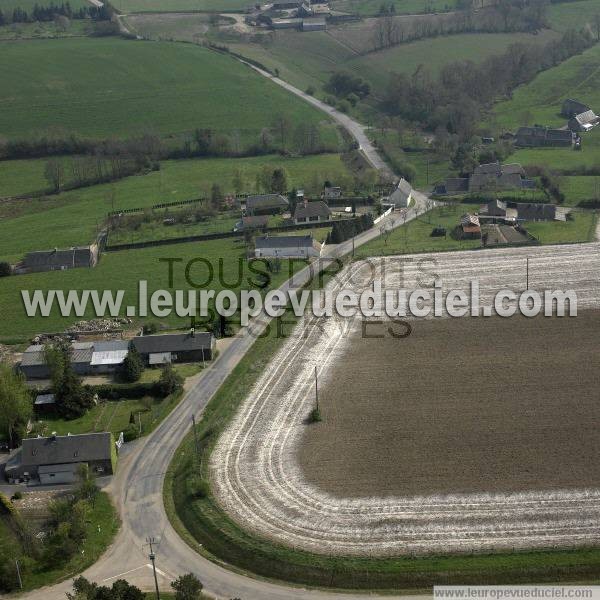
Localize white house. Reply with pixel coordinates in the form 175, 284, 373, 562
254, 235, 322, 258
388, 178, 413, 208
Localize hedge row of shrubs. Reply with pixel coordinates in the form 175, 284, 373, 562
92, 381, 167, 400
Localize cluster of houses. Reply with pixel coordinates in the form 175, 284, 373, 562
513, 98, 598, 149
437, 162, 535, 196
246, 0, 330, 31
19, 331, 216, 380
458, 198, 564, 240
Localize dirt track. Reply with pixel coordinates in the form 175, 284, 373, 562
210, 243, 600, 556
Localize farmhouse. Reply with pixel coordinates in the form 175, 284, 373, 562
294, 200, 331, 224
132, 331, 215, 365
16, 244, 99, 274
460, 213, 481, 239
245, 194, 289, 216
20, 339, 128, 380
5, 432, 116, 484
388, 178, 413, 208
254, 234, 322, 258
515, 126, 574, 148
562, 98, 590, 118
469, 162, 535, 193
568, 110, 600, 132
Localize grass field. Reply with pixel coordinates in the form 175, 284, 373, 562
0, 37, 334, 139
492, 43, 600, 131
0, 236, 309, 341
330, 0, 458, 16
227, 29, 559, 112
560, 176, 600, 204
0, 153, 351, 260
526, 211, 597, 243
111, 0, 249, 12
547, 0, 600, 32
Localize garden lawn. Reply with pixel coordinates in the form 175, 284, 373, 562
355, 204, 482, 257
0, 237, 307, 341
0, 37, 333, 139
525, 211, 597, 244
559, 176, 600, 206
0, 153, 351, 261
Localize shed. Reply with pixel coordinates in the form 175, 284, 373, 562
132, 332, 215, 364
562, 98, 590, 118
254, 235, 322, 258
90, 340, 129, 373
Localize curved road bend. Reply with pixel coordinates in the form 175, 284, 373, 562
236, 59, 395, 178
20, 195, 429, 600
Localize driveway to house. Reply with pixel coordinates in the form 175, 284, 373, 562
18, 197, 433, 600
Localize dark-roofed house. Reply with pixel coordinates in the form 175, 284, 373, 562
255, 235, 322, 258
132, 332, 215, 366
245, 194, 289, 216
17, 244, 99, 274
515, 126, 574, 148
437, 178, 469, 195
5, 432, 116, 484
294, 200, 331, 224
516, 203, 557, 222
568, 110, 600, 132
562, 98, 590, 118
388, 178, 413, 208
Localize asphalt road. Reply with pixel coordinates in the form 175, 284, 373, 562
18, 195, 430, 598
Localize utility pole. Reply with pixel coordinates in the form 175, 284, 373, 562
146, 537, 161, 600
314, 366, 319, 412
15, 559, 22, 590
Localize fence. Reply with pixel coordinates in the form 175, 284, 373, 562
374, 206, 393, 224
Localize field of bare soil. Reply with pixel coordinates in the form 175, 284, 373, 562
298, 312, 600, 498
210, 243, 600, 556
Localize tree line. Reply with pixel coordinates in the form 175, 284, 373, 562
0, 2, 111, 25
371, 0, 549, 52
383, 28, 595, 141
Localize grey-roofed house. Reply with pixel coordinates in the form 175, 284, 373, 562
438, 178, 469, 195
468, 163, 532, 193
294, 200, 331, 224
244, 194, 289, 216
568, 110, 600, 133
516, 203, 558, 222
388, 178, 413, 208
254, 235, 322, 258
132, 332, 215, 366
17, 244, 99, 274
562, 98, 590, 118
515, 126, 574, 148
5, 432, 116, 484
70, 342, 94, 375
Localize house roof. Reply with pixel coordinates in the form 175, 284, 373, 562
34, 394, 56, 406
245, 194, 289, 211
132, 332, 213, 355
487, 199, 507, 212
474, 162, 501, 175
516, 126, 573, 141
71, 342, 94, 364
255, 234, 316, 249
20, 432, 112, 468
23, 247, 93, 269
90, 340, 129, 366
21, 345, 47, 367
461, 214, 480, 227
294, 200, 331, 220
573, 110, 599, 126
517, 203, 557, 221
444, 178, 469, 193
563, 98, 590, 115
